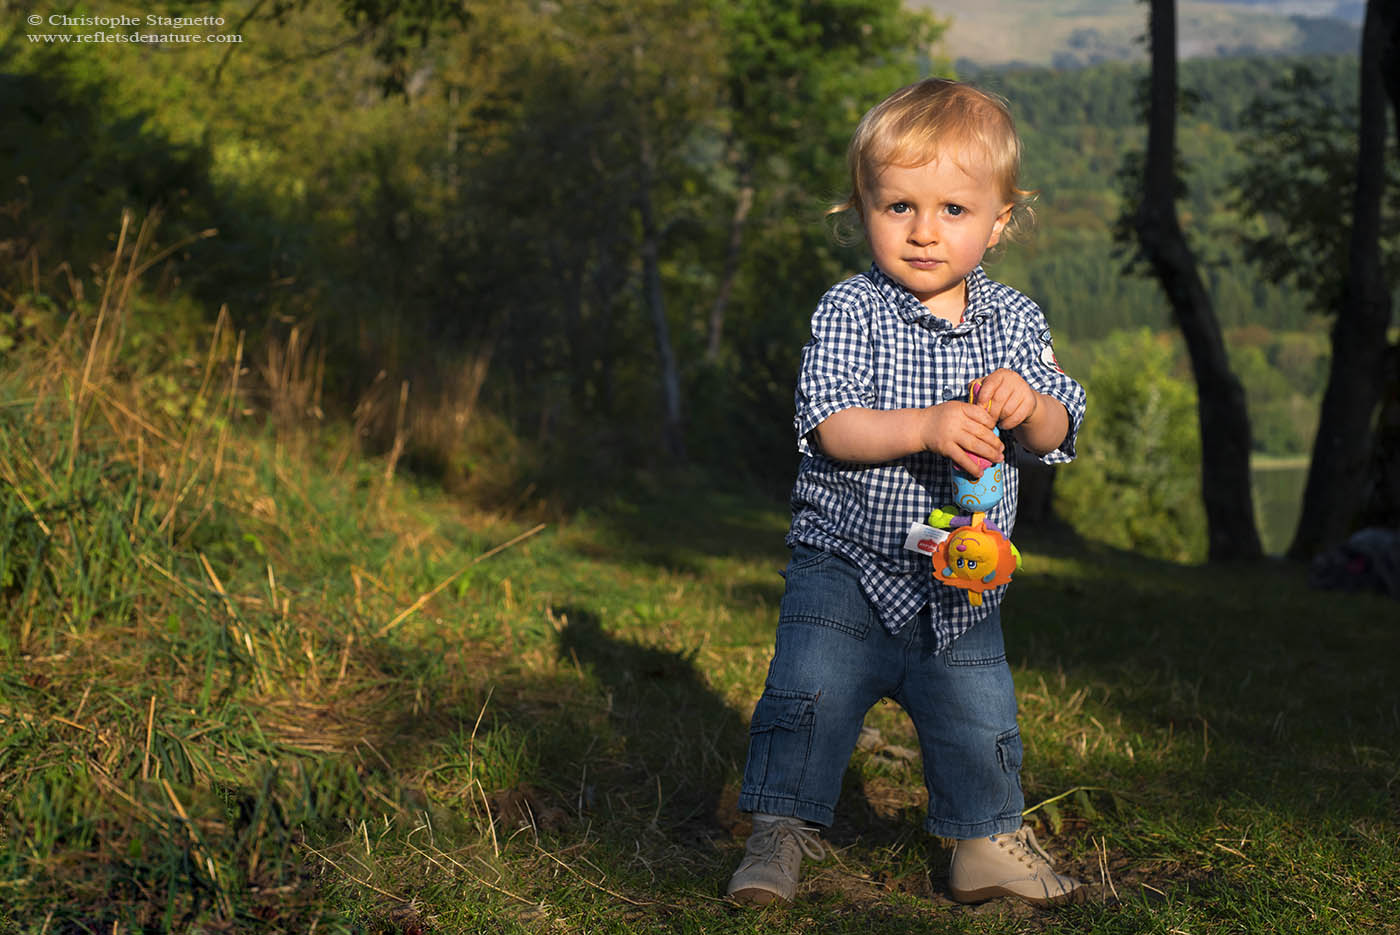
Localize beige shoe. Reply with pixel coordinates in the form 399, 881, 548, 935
726, 817, 827, 906
948, 824, 1086, 907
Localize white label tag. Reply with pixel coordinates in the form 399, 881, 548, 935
904, 522, 949, 556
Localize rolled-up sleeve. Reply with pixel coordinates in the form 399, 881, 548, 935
794, 288, 878, 456
1007, 304, 1086, 464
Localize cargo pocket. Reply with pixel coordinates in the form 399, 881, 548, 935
995, 725, 1022, 773
741, 689, 817, 800
995, 725, 1024, 814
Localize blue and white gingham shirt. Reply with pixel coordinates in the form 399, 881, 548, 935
787, 264, 1087, 647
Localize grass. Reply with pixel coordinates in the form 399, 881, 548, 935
2, 231, 1399, 933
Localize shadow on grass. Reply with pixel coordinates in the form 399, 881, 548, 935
551, 608, 969, 917
570, 489, 794, 576
1001, 536, 1400, 827
553, 606, 749, 842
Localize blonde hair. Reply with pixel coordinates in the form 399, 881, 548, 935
830, 78, 1036, 244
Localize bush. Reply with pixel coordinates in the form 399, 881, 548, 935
1056, 329, 1207, 562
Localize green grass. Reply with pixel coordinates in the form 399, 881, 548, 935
1252, 458, 1309, 555
2, 257, 1398, 933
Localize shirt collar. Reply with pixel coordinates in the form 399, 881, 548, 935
867, 264, 995, 332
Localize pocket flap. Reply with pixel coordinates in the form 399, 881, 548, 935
748, 690, 816, 734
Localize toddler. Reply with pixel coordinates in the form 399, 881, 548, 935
726, 78, 1088, 908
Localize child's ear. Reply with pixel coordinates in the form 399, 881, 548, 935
986, 203, 1014, 248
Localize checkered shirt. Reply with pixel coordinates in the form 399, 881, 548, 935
787, 264, 1087, 647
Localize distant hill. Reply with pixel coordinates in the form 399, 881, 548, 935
916, 0, 1362, 69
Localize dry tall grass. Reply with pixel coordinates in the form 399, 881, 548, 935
0, 214, 529, 929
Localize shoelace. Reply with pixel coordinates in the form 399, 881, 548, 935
994, 825, 1056, 870
748, 818, 828, 865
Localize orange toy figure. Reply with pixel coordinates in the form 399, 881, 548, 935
930, 517, 1018, 606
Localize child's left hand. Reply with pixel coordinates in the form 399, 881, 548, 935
971, 369, 1038, 431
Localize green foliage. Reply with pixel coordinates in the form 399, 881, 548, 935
1226, 325, 1329, 457
338, 0, 470, 90
2, 3, 1367, 495
1231, 62, 1400, 313
719, 0, 944, 161
1055, 329, 1207, 561
1, 0, 950, 491
975, 54, 1360, 345
0, 63, 213, 276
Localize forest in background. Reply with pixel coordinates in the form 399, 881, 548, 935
2, 0, 1395, 557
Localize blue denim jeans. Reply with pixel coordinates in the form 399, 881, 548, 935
737, 545, 1025, 838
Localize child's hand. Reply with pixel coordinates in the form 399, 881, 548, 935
971, 369, 1038, 431
919, 400, 1003, 477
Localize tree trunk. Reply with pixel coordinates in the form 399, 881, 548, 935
637, 137, 687, 460
1134, 0, 1262, 561
1358, 344, 1400, 529
1288, 0, 1399, 557
707, 156, 754, 364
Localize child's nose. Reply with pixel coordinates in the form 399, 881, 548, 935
910, 216, 938, 244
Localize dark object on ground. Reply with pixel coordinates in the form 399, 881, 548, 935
1307, 527, 1400, 598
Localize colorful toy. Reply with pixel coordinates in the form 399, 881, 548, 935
927, 385, 1023, 605
928, 510, 1020, 605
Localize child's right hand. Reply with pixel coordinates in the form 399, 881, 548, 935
920, 400, 1003, 477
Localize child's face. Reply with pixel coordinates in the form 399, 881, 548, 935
862, 153, 1012, 322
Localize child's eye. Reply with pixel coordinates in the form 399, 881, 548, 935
946, 204, 965, 216
890, 202, 911, 215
